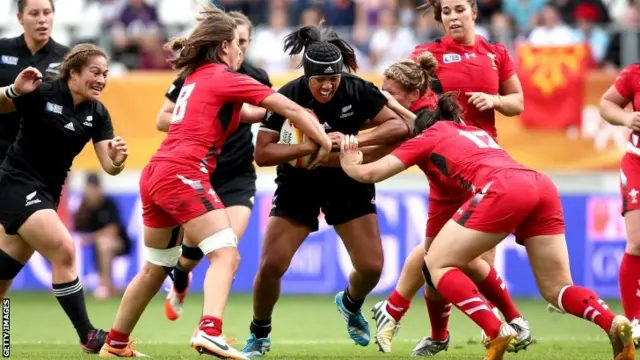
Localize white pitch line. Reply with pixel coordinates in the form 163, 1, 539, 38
8, 337, 609, 346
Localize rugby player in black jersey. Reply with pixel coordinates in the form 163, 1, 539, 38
155, 11, 271, 321
241, 23, 409, 357
0, 44, 127, 353
0, 0, 68, 296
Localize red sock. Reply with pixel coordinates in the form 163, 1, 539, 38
199, 316, 223, 337
476, 267, 521, 322
558, 285, 615, 332
106, 328, 130, 349
436, 269, 502, 339
425, 292, 451, 341
386, 290, 411, 322
619, 253, 640, 321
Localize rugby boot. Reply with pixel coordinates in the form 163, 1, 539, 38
631, 319, 640, 348
484, 323, 518, 360
481, 307, 504, 348
609, 315, 636, 360
411, 334, 450, 357
164, 272, 192, 321
508, 317, 533, 352
334, 291, 370, 346
371, 301, 400, 353
192, 330, 248, 359
241, 333, 272, 358
81, 328, 108, 354
98, 343, 148, 357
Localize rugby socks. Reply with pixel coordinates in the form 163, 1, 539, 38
172, 262, 190, 294
199, 315, 223, 337
424, 293, 451, 341
385, 290, 411, 321
558, 285, 615, 332
250, 317, 272, 339
52, 277, 95, 343
105, 328, 130, 349
476, 267, 521, 322
342, 287, 365, 313
436, 269, 502, 339
619, 253, 640, 321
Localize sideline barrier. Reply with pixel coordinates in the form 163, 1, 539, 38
72, 70, 628, 172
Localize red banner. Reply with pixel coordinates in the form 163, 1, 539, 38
517, 44, 591, 130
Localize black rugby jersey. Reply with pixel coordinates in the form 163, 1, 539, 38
260, 73, 388, 180
166, 62, 271, 180
0, 35, 68, 159
4, 79, 114, 197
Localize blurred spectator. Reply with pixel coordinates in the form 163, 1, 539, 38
291, 0, 356, 27
489, 12, 518, 48
477, 0, 504, 20
572, 3, 609, 63
551, 0, 610, 24
248, 8, 295, 73
369, 7, 416, 72
502, 0, 546, 31
211, 0, 268, 25
111, 0, 164, 69
101, 0, 127, 27
74, 174, 131, 300
413, 11, 445, 44
602, 1, 640, 69
356, 0, 397, 26
299, 6, 325, 26
528, 3, 577, 45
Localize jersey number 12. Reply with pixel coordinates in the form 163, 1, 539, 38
458, 130, 502, 150
172, 83, 196, 124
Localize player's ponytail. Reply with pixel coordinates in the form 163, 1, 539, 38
417, 51, 438, 78
284, 23, 358, 75
413, 92, 462, 136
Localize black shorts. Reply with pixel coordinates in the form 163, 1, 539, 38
210, 165, 257, 209
270, 171, 377, 232
0, 171, 58, 235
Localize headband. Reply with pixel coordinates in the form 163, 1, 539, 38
303, 52, 343, 77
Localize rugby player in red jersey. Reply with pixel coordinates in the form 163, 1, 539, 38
600, 63, 640, 345
375, 0, 527, 354
341, 94, 636, 360
98, 6, 331, 359
371, 53, 527, 355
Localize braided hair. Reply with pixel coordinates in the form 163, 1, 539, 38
283, 23, 358, 76
413, 92, 463, 136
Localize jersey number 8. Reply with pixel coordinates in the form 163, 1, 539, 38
458, 130, 502, 150
172, 83, 196, 124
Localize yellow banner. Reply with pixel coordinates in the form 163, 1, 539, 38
71, 70, 627, 172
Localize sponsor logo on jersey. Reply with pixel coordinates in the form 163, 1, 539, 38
45, 102, 63, 115
443, 53, 461, 63
0, 56, 18, 65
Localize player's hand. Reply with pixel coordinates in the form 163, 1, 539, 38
328, 132, 345, 149
340, 135, 363, 166
13, 67, 42, 95
108, 136, 128, 166
466, 92, 499, 112
625, 112, 640, 131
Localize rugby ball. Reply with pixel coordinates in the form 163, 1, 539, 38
278, 118, 317, 168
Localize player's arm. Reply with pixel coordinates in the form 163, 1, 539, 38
340, 136, 408, 183
254, 110, 319, 167
240, 103, 267, 124
495, 74, 524, 116
600, 68, 640, 130
358, 105, 409, 147
319, 141, 404, 167
92, 105, 126, 175
0, 67, 44, 113
155, 98, 175, 132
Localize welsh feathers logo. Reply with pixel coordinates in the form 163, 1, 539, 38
517, 44, 589, 96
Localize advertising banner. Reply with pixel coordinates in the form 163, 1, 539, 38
9, 190, 626, 299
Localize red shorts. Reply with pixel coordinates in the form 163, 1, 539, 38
426, 196, 468, 238
620, 153, 640, 215
140, 162, 224, 228
451, 170, 565, 243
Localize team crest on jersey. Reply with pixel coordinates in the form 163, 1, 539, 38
443, 53, 461, 64
487, 53, 497, 70
46, 62, 61, 74
0, 55, 18, 65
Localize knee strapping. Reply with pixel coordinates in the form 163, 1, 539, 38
181, 243, 204, 261
146, 246, 182, 267
0, 250, 23, 280
198, 228, 237, 256
422, 262, 435, 289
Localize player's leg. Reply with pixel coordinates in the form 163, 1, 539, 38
166, 173, 256, 321
0, 228, 34, 299
16, 208, 108, 353
619, 153, 640, 343
241, 183, 316, 357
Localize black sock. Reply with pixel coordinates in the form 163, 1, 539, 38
52, 277, 95, 343
250, 317, 271, 339
341, 288, 365, 313
173, 263, 190, 293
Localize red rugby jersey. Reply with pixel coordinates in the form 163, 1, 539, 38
613, 64, 640, 154
410, 35, 515, 139
151, 63, 275, 174
392, 121, 527, 194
